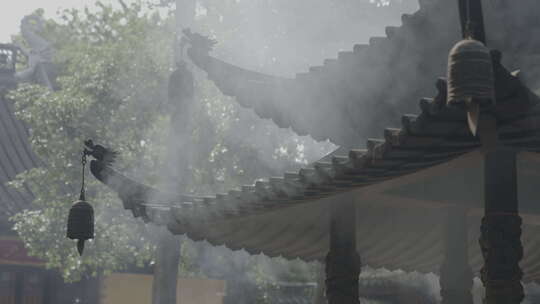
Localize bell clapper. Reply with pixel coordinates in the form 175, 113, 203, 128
447, 39, 495, 137
77, 239, 85, 256
467, 101, 480, 136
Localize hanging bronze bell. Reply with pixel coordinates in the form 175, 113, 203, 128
447, 38, 495, 135
67, 196, 94, 256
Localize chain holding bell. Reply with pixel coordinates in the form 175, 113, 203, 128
447, 38, 495, 135
67, 149, 94, 256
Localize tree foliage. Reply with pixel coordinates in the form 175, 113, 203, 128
7, 0, 328, 289
8, 2, 172, 281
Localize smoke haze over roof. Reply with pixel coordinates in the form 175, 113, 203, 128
0, 0, 137, 42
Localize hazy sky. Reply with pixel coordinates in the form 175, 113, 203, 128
0, 0, 133, 42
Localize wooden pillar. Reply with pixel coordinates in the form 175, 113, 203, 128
325, 201, 360, 304
42, 270, 54, 304
480, 148, 523, 303
14, 271, 23, 304
152, 229, 181, 304
440, 207, 473, 304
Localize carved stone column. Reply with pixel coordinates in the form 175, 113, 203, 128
480, 148, 523, 304
325, 201, 360, 304
440, 207, 473, 304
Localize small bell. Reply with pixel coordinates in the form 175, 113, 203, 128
67, 196, 94, 255
66, 149, 94, 256
447, 39, 495, 135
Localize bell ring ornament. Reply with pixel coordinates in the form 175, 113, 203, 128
447, 38, 495, 136
67, 149, 94, 256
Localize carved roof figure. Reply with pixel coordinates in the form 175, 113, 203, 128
15, 14, 57, 90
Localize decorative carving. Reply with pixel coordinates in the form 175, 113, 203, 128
15, 14, 56, 89
182, 28, 217, 54
479, 213, 524, 304
20, 15, 54, 62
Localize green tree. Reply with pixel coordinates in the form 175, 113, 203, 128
8, 1, 172, 281
7, 1, 324, 292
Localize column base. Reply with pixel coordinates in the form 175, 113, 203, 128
325, 249, 361, 304
479, 213, 524, 304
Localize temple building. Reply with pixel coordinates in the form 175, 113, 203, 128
89, 0, 540, 303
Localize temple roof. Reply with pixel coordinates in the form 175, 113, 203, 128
0, 92, 40, 221
0, 41, 51, 226
186, 0, 540, 148
91, 63, 540, 281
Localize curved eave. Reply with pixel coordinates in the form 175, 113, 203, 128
185, 0, 460, 147
187, 49, 363, 145
90, 72, 540, 281
91, 159, 540, 283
